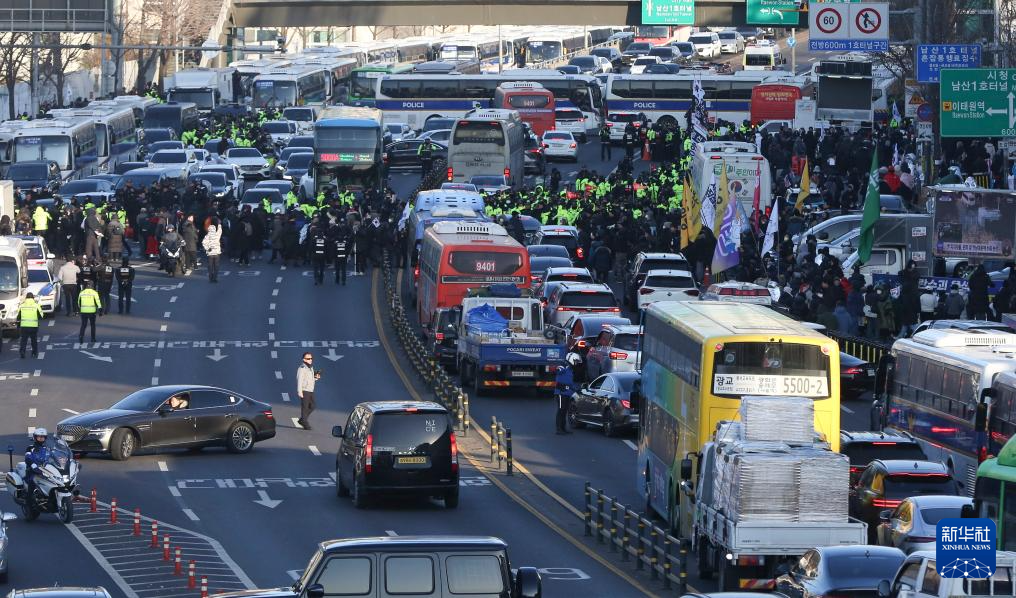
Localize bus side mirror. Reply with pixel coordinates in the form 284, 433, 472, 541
877, 580, 891, 598
961, 503, 976, 519
680, 458, 693, 481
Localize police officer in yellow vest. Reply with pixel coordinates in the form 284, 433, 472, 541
32, 206, 50, 236
18, 292, 43, 358
78, 280, 102, 344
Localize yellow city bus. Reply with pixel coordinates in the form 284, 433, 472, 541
636, 301, 841, 535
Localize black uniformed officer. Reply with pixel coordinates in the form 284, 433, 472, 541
77, 255, 95, 288
114, 256, 135, 314
333, 230, 348, 286
311, 226, 328, 286
96, 258, 115, 315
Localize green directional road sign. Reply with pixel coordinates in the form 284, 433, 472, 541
642, 0, 695, 25
746, 0, 801, 26
940, 68, 1016, 138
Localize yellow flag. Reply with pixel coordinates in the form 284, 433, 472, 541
795, 158, 810, 212
686, 175, 702, 242
714, 166, 730, 232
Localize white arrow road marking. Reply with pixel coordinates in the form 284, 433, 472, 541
253, 490, 282, 509
322, 348, 343, 361
79, 350, 113, 362
206, 348, 228, 361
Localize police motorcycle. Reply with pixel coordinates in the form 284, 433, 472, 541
159, 225, 184, 277
5, 429, 80, 523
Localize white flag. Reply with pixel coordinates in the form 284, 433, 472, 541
700, 178, 717, 232
761, 203, 779, 257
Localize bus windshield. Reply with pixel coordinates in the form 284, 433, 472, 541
636, 26, 670, 38
712, 341, 831, 398
441, 45, 478, 61
254, 81, 297, 108
168, 90, 214, 110
350, 71, 383, 100
15, 136, 71, 170
526, 41, 562, 62
453, 122, 505, 146
316, 127, 379, 154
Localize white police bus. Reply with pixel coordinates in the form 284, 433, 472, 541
447, 109, 525, 191
11, 119, 98, 181
48, 106, 139, 173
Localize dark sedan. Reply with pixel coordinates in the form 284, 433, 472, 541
840, 351, 876, 400
568, 371, 640, 437
383, 139, 448, 169
56, 385, 276, 460
529, 255, 573, 286
775, 545, 905, 597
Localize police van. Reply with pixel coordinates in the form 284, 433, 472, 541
690, 141, 772, 223
0, 236, 29, 330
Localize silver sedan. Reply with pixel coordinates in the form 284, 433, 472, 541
876, 494, 972, 554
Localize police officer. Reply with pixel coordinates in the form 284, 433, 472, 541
115, 256, 135, 314
18, 291, 43, 358
554, 353, 582, 434
25, 427, 50, 498
599, 125, 612, 161
418, 140, 437, 176
78, 280, 102, 344
77, 255, 95, 288
96, 258, 115, 315
333, 228, 349, 285
311, 226, 328, 286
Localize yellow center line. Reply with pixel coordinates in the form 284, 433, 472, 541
373, 268, 659, 598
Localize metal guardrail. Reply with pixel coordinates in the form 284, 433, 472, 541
490, 416, 512, 475
825, 330, 892, 364
584, 483, 689, 595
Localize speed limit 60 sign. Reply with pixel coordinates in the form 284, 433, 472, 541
809, 2, 888, 52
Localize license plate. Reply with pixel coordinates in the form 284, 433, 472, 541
866, 369, 875, 376
398, 456, 427, 464
60, 434, 74, 441
512, 370, 535, 377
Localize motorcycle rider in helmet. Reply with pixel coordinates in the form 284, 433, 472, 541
25, 427, 50, 497
555, 353, 583, 435
160, 224, 183, 273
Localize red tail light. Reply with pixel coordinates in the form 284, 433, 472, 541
414, 265, 419, 280
609, 351, 628, 360
620, 399, 631, 409
639, 288, 654, 295
435, 332, 445, 341
483, 364, 499, 372
570, 143, 577, 148
576, 247, 585, 259
979, 445, 989, 463
504, 168, 510, 178
932, 426, 958, 434
575, 340, 588, 348
446, 167, 453, 181
872, 498, 901, 508
364, 434, 373, 474
849, 466, 862, 474
844, 367, 863, 375
262, 410, 274, 419
450, 432, 459, 473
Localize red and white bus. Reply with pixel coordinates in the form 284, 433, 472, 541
633, 25, 691, 45
494, 82, 555, 137
417, 221, 531, 327
749, 83, 804, 124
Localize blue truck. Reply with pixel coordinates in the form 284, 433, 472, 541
455, 293, 565, 396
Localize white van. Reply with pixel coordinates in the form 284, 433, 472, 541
690, 141, 772, 221
0, 236, 29, 330
743, 43, 785, 71
881, 549, 1016, 597
687, 31, 721, 58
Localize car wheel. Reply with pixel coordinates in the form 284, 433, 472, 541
60, 495, 74, 524
110, 428, 135, 461
352, 475, 368, 509
444, 487, 459, 509
602, 410, 617, 437
336, 466, 349, 497
567, 402, 584, 429
227, 422, 255, 454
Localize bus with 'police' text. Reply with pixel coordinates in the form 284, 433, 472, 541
416, 221, 530, 328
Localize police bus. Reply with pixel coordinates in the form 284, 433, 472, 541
291, 55, 358, 104
252, 65, 330, 109
11, 119, 98, 181
447, 109, 525, 191
49, 106, 139, 173
523, 29, 590, 64
374, 71, 603, 131
306, 106, 384, 199
604, 71, 808, 131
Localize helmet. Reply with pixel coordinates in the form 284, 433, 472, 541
566, 352, 582, 366
165, 225, 175, 233
32, 427, 48, 443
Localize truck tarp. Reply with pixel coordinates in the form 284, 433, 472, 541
465, 303, 508, 334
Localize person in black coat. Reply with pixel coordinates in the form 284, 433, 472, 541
967, 264, 992, 320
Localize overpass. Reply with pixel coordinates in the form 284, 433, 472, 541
228, 0, 755, 27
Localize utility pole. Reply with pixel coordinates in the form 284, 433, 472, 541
791, 27, 796, 74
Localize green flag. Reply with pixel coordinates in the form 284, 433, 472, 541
858, 151, 881, 264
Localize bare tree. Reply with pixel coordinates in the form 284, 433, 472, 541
38, 32, 89, 107
366, 25, 396, 41
0, 32, 32, 118
1000, 0, 1016, 67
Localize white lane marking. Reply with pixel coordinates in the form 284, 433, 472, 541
33, 369, 40, 377
182, 508, 200, 521
42, 335, 49, 341
268, 332, 276, 340
27, 427, 33, 435
162, 311, 170, 319
269, 303, 276, 311
159, 325, 167, 332
281, 392, 290, 402
308, 445, 321, 456
385, 530, 398, 537
47, 320, 55, 327
37, 352, 45, 360
158, 461, 168, 472
169, 296, 177, 303
30, 388, 38, 396
280, 265, 287, 271
268, 317, 275, 325
623, 440, 638, 451
271, 288, 279, 297
841, 404, 855, 414
65, 523, 139, 598
292, 417, 303, 429
154, 358, 162, 367
275, 276, 283, 283
270, 351, 278, 359
168, 486, 182, 498
274, 371, 283, 380
62, 408, 80, 415
28, 408, 36, 418
151, 377, 159, 385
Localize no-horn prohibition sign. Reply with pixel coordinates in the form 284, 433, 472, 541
816, 7, 842, 34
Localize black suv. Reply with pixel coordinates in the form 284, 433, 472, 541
8, 160, 63, 199
850, 459, 960, 543
333, 401, 459, 509
216, 536, 542, 598
423, 307, 460, 367
840, 430, 927, 485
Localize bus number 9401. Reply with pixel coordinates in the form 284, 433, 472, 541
474, 261, 497, 273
